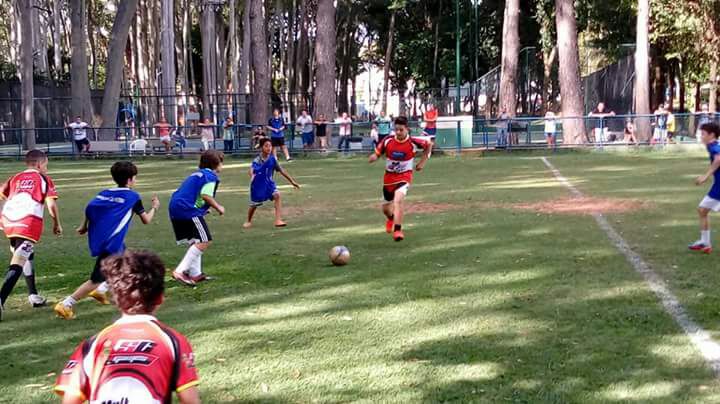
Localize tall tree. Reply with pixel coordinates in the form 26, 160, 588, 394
160, 0, 177, 124
250, 0, 270, 123
99, 0, 139, 138
201, 3, 218, 119
381, 9, 396, 114
314, 0, 336, 119
634, 0, 651, 141
499, 0, 520, 116
70, 0, 94, 120
19, 0, 35, 149
554, 0, 585, 144
52, 0, 63, 81
229, 0, 239, 96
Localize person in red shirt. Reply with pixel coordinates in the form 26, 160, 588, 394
422, 104, 438, 138
0, 150, 62, 320
155, 117, 173, 155
55, 250, 201, 404
369, 116, 431, 241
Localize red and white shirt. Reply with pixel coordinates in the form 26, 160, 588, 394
375, 134, 430, 186
0, 169, 58, 242
54, 314, 200, 404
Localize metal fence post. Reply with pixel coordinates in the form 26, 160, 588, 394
456, 119, 461, 155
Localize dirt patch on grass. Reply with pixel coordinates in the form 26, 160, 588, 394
513, 197, 648, 215
405, 202, 456, 214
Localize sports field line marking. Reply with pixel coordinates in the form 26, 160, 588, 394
541, 156, 720, 378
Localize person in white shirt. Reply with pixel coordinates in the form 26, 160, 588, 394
544, 111, 558, 149
296, 110, 315, 150
67, 116, 91, 153
336, 112, 352, 152
199, 118, 215, 151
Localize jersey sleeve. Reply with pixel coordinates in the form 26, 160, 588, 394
200, 182, 216, 197
174, 334, 200, 393
45, 175, 59, 199
411, 137, 430, 149
374, 138, 386, 156
54, 341, 91, 401
133, 198, 146, 215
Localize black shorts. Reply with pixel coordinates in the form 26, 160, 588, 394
9, 237, 34, 260
171, 217, 212, 245
90, 252, 113, 284
75, 138, 90, 150
382, 182, 409, 203
271, 137, 285, 147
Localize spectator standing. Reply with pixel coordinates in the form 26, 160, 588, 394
496, 108, 510, 147
252, 125, 266, 149
653, 104, 668, 144
422, 104, 438, 139
154, 117, 173, 155
67, 116, 91, 153
296, 109, 315, 151
267, 108, 291, 161
544, 111, 558, 149
666, 105, 676, 143
199, 118, 215, 151
374, 110, 392, 144
624, 119, 638, 145
588, 102, 615, 145
314, 114, 329, 151
697, 104, 713, 143
336, 112, 353, 153
223, 116, 235, 152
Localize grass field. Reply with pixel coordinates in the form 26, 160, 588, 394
2, 150, 720, 403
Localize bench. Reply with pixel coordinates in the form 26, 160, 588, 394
89, 141, 123, 154
147, 138, 178, 153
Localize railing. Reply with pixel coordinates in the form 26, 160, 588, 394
0, 113, 717, 158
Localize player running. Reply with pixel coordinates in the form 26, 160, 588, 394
689, 122, 720, 254
369, 116, 431, 241
54, 250, 201, 403
0, 150, 62, 320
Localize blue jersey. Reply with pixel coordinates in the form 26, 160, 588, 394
86, 188, 143, 257
268, 117, 284, 138
169, 169, 220, 220
250, 154, 280, 203
708, 142, 720, 200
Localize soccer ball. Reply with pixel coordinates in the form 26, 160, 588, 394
329, 246, 351, 266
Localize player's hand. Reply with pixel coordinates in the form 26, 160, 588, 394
76, 225, 88, 235
54, 223, 63, 236
151, 196, 160, 210
216, 205, 226, 215
292, 182, 301, 189
416, 162, 425, 172
696, 175, 709, 186
368, 154, 378, 163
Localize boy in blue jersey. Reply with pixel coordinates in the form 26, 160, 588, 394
690, 122, 720, 254
170, 150, 225, 286
267, 108, 292, 162
54, 161, 159, 319
243, 138, 300, 228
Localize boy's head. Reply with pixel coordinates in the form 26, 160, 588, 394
301, 109, 308, 116
394, 116, 409, 139
700, 122, 720, 145
75, 116, 82, 123
259, 137, 272, 154
102, 250, 165, 315
25, 150, 48, 173
199, 149, 224, 172
111, 161, 138, 188
273, 109, 280, 117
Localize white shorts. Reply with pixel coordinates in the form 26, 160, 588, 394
160, 136, 172, 143
594, 128, 609, 142
699, 196, 720, 212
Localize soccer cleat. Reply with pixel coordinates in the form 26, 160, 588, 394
385, 219, 394, 234
172, 271, 196, 287
393, 230, 404, 242
689, 241, 712, 254
88, 290, 111, 305
28, 294, 47, 308
190, 273, 213, 283
53, 303, 75, 320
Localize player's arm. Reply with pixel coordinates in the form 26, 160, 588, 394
139, 196, 160, 224
697, 155, 720, 185
177, 386, 201, 404
46, 197, 63, 236
369, 143, 383, 163
278, 167, 300, 189
76, 217, 89, 235
416, 141, 432, 171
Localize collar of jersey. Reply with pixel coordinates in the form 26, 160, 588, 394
107, 187, 131, 191
393, 135, 410, 143
23, 168, 40, 173
116, 314, 158, 324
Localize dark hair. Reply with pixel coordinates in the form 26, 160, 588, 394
701, 122, 720, 139
394, 116, 409, 127
258, 137, 272, 148
25, 149, 47, 165
199, 149, 224, 170
102, 250, 165, 314
111, 161, 138, 187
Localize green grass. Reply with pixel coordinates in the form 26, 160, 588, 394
2, 151, 720, 403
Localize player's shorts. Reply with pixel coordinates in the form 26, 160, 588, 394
382, 182, 409, 203
160, 135, 172, 143
249, 191, 278, 207
545, 132, 556, 139
699, 196, 720, 212
423, 127, 437, 137
90, 252, 113, 284
171, 216, 212, 245
271, 137, 285, 147
302, 132, 315, 146
9, 237, 35, 260
74, 138, 90, 150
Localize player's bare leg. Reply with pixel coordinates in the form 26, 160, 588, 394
244, 206, 258, 228
282, 145, 292, 161
0, 241, 34, 319
272, 146, 278, 159
382, 202, 394, 233
690, 207, 713, 253
274, 193, 287, 227
392, 192, 406, 241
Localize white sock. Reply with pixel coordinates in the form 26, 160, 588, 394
22, 260, 32, 276
189, 254, 203, 277
96, 282, 109, 293
175, 245, 202, 275
702, 230, 711, 245
62, 296, 77, 308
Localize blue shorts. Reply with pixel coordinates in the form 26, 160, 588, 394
302, 132, 315, 145
423, 127, 437, 136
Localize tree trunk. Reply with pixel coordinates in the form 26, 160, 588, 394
313, 0, 336, 119
70, 0, 94, 120
32, 3, 49, 80
381, 11, 396, 115
20, 0, 35, 149
542, 46, 557, 113
634, 0, 651, 141
160, 0, 177, 124
678, 60, 686, 113
250, 0, 271, 124
10, 1, 20, 68
297, 0, 310, 96
695, 82, 702, 111
554, 0, 585, 144
52, 0, 63, 81
229, 0, 239, 95
499, 0, 519, 116
240, 0, 251, 93
99, 0, 139, 139
710, 60, 718, 113
201, 5, 217, 119
432, 0, 442, 86
175, 0, 189, 96
88, 0, 98, 88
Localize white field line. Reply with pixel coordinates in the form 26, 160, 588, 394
541, 156, 720, 377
